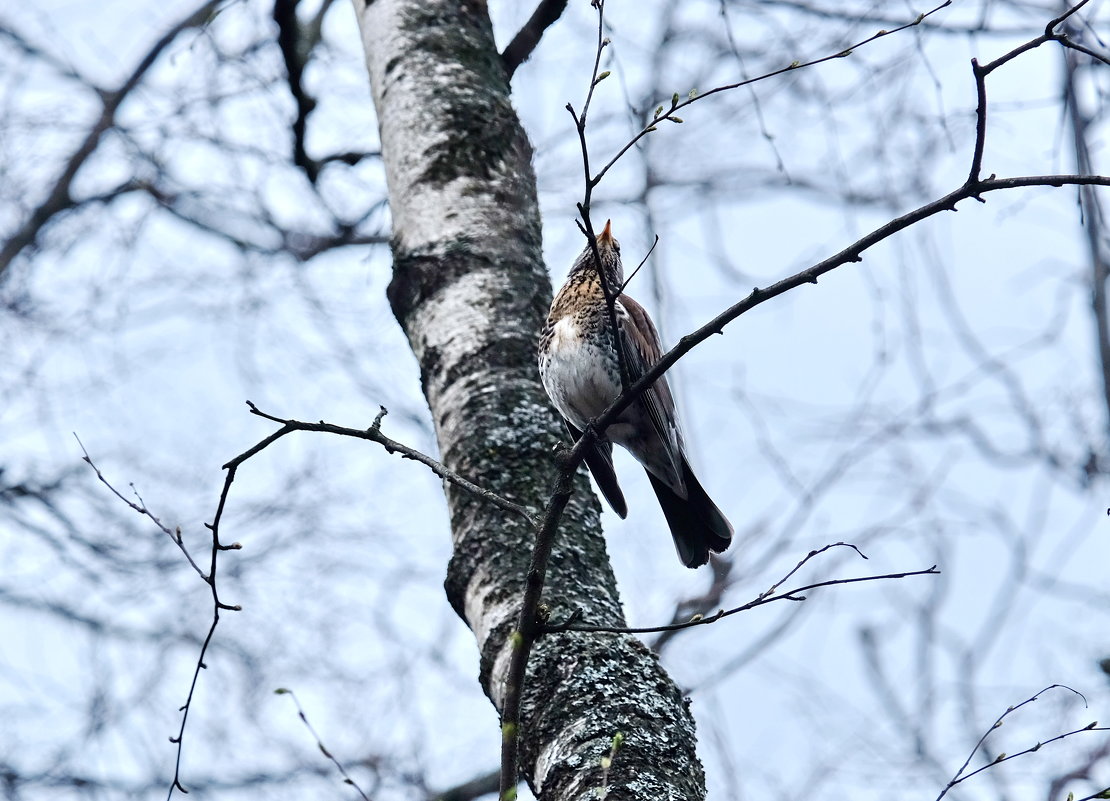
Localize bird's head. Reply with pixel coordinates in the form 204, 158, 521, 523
570, 219, 624, 290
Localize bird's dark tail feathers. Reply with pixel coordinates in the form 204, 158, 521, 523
565, 421, 628, 519
648, 458, 732, 568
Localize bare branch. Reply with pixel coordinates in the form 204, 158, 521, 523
499, 5, 622, 794
619, 234, 659, 296
546, 557, 939, 636
429, 769, 501, 801
935, 685, 1108, 800
275, 688, 371, 801
76, 422, 243, 801
498, 447, 577, 799
650, 554, 737, 652
501, 0, 569, 78
569, 173, 1110, 502
566, 1, 631, 389
274, 0, 321, 183
592, 1, 954, 189
0, 0, 223, 279
240, 402, 538, 525
506, 10, 1110, 796
74, 434, 207, 580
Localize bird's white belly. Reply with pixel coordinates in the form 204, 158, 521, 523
540, 316, 621, 429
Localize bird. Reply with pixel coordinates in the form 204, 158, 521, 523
538, 220, 733, 568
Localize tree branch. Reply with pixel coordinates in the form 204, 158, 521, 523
430, 769, 502, 801
566, 0, 631, 389
591, 1, 954, 190
498, 449, 577, 798
503, 8, 1110, 796
274, 0, 321, 183
275, 688, 372, 801
567, 173, 1110, 498
548, 564, 939, 635
501, 0, 569, 78
74, 434, 209, 580
241, 402, 538, 525
935, 685, 1108, 800
0, 0, 223, 279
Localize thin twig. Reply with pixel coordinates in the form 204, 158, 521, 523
565, 0, 632, 391
591, 1, 955, 189
75, 432, 242, 801
547, 565, 940, 636
275, 688, 372, 801
74, 433, 208, 580
163, 397, 533, 798
619, 234, 659, 295
650, 554, 737, 652
166, 411, 245, 799
935, 685, 1108, 800
242, 402, 538, 525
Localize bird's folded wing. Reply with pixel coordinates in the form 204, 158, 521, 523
617, 295, 684, 477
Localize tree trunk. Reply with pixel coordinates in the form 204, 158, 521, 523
351, 1, 706, 797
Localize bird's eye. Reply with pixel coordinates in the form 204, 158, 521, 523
613, 240, 621, 253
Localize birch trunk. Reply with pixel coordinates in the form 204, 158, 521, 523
352, 2, 706, 797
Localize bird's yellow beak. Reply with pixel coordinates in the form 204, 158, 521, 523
598, 219, 614, 246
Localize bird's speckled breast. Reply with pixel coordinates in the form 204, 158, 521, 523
539, 315, 622, 430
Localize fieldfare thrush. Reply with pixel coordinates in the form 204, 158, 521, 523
538, 220, 733, 568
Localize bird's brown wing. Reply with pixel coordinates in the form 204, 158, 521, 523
563, 419, 628, 518
621, 295, 733, 566
617, 294, 685, 487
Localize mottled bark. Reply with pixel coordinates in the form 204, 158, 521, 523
351, 1, 705, 798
